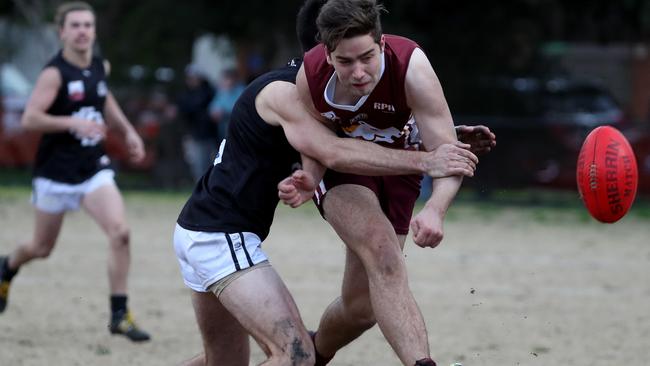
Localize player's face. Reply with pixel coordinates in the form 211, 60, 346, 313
59, 10, 96, 53
326, 34, 384, 98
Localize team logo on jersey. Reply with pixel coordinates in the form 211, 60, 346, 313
287, 58, 301, 67
342, 120, 402, 144
403, 117, 421, 149
97, 81, 108, 97
321, 111, 339, 122
67, 80, 85, 101
349, 113, 368, 123
71, 106, 105, 146
99, 155, 111, 167
373, 102, 395, 113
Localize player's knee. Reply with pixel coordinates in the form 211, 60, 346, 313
362, 242, 405, 279
28, 238, 56, 259
30, 244, 54, 259
267, 336, 314, 366
263, 325, 314, 366
108, 224, 130, 247
289, 336, 315, 366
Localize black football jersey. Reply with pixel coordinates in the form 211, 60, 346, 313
177, 63, 301, 241
33, 51, 110, 183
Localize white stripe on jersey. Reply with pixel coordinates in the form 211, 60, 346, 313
213, 139, 226, 165
316, 180, 327, 206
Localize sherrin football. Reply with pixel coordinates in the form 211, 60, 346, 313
577, 126, 638, 223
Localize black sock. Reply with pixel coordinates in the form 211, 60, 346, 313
414, 358, 437, 366
310, 331, 334, 366
110, 294, 128, 316
1, 257, 18, 281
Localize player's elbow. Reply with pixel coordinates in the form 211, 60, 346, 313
322, 156, 343, 171
317, 148, 348, 170
297, 141, 343, 170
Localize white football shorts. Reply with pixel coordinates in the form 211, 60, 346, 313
31, 169, 116, 214
173, 224, 269, 292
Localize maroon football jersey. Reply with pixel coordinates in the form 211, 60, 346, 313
303, 34, 420, 150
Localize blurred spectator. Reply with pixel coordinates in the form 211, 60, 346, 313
244, 51, 268, 83
139, 90, 190, 189
177, 63, 216, 181
0, 63, 40, 167
209, 68, 245, 143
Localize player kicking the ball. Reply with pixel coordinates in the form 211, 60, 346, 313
279, 0, 496, 364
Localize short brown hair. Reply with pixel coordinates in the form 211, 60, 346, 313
316, 0, 386, 52
55, 1, 95, 28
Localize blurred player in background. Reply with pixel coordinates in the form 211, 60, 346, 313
0, 1, 150, 342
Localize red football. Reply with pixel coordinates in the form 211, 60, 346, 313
577, 126, 638, 223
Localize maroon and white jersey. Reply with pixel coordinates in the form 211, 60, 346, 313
303, 34, 420, 150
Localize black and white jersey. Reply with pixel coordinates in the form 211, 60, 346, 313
177, 63, 301, 241
33, 51, 110, 183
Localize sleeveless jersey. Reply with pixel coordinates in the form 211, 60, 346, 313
303, 35, 420, 150
176, 63, 301, 241
33, 51, 110, 183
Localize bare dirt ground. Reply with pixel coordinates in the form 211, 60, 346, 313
1, 189, 649, 366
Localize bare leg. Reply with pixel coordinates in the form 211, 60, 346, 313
189, 291, 250, 366
8, 209, 65, 269
82, 184, 129, 294
0, 209, 64, 313
314, 247, 373, 357
83, 184, 150, 341
218, 265, 314, 366
319, 184, 429, 365
314, 233, 406, 357
179, 353, 205, 366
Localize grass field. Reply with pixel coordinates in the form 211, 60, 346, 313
1, 185, 649, 365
